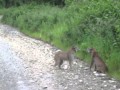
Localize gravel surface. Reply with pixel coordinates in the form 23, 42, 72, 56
0, 22, 120, 90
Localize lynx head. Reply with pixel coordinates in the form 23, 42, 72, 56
71, 46, 80, 52
87, 48, 96, 54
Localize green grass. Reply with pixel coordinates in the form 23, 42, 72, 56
0, 0, 120, 79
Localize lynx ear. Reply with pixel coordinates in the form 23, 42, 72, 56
87, 48, 94, 53
87, 48, 90, 53
72, 46, 80, 52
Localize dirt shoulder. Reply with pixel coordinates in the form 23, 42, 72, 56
0, 23, 120, 90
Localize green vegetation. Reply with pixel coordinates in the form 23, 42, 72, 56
0, 0, 120, 79
0, 0, 65, 8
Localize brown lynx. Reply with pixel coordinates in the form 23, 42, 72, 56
54, 46, 77, 69
87, 48, 108, 73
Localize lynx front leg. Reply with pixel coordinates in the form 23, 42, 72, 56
69, 60, 72, 69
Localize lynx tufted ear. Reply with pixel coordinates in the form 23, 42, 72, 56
71, 46, 80, 52
87, 48, 94, 53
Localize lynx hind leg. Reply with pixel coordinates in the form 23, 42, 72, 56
96, 67, 103, 73
94, 65, 97, 71
100, 67, 106, 73
54, 54, 60, 66
58, 59, 63, 69
54, 58, 63, 69
54, 58, 59, 66
96, 70, 102, 73
69, 60, 72, 69
54, 60, 57, 66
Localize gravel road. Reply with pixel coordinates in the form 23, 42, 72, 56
0, 20, 120, 90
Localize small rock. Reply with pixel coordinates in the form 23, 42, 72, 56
29, 80, 35, 83
104, 84, 107, 87
93, 71, 97, 74
59, 85, 64, 89
109, 80, 116, 83
111, 78, 116, 81
99, 73, 106, 77
17, 81, 24, 84
69, 83, 73, 85
63, 65, 68, 69
103, 81, 107, 83
93, 78, 96, 80
101, 77, 111, 80
74, 75, 79, 79
79, 65, 83, 68
79, 80, 83, 83
84, 67, 89, 70
55, 50, 61, 53
43, 87, 47, 89
113, 85, 116, 88
94, 72, 106, 77
73, 61, 77, 65
64, 87, 68, 89
88, 87, 92, 90
94, 73, 100, 77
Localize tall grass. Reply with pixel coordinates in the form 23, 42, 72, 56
1, 0, 120, 79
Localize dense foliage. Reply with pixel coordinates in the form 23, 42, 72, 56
0, 0, 120, 79
0, 0, 65, 8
